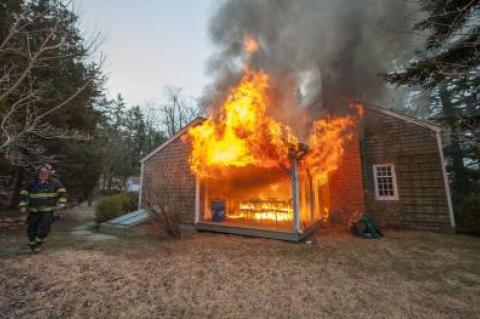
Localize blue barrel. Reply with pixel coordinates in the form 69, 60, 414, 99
211, 200, 225, 222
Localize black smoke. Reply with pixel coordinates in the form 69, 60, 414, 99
204, 0, 418, 128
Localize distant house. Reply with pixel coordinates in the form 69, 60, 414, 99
125, 177, 141, 193
139, 105, 455, 241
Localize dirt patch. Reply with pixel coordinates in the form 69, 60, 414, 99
1, 211, 480, 318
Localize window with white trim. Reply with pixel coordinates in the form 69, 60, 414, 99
373, 164, 398, 200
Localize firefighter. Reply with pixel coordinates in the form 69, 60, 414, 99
18, 164, 67, 252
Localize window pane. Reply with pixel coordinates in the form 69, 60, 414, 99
375, 165, 396, 199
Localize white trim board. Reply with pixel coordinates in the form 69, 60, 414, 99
138, 162, 144, 209
364, 104, 441, 133
436, 131, 456, 228
195, 176, 200, 224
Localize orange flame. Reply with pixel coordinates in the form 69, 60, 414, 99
244, 34, 260, 53
185, 64, 363, 226
186, 68, 363, 181
187, 68, 298, 177
304, 104, 363, 185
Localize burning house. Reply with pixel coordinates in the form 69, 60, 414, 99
139, 103, 454, 241
139, 61, 454, 240
140, 1, 455, 240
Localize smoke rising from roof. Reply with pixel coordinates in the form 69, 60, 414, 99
203, 0, 418, 119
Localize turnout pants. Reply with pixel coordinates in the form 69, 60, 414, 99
27, 212, 54, 243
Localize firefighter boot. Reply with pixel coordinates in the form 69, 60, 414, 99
27, 240, 36, 252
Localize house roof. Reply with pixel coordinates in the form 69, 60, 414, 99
363, 103, 441, 133
141, 104, 440, 164
140, 117, 206, 164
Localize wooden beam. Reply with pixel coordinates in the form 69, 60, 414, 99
195, 221, 321, 242
197, 223, 293, 241
292, 159, 301, 234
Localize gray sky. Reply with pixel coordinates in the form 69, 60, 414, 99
78, 0, 217, 106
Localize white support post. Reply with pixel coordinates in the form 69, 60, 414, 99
195, 176, 200, 224
292, 159, 301, 234
436, 131, 456, 228
309, 174, 315, 224
203, 181, 210, 220
138, 162, 145, 210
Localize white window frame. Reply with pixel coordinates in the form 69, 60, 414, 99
373, 164, 399, 201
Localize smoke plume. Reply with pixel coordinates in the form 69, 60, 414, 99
203, 0, 418, 124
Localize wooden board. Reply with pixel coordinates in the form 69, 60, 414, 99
195, 221, 320, 242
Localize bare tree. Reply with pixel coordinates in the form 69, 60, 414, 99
161, 86, 200, 136
0, 1, 100, 166
143, 101, 163, 131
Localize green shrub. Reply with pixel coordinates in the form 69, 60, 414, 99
95, 192, 139, 224
457, 195, 480, 235
121, 191, 139, 213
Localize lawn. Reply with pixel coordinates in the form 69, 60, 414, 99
1, 205, 479, 318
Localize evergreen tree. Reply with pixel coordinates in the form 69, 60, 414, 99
386, 0, 479, 88
386, 1, 480, 201
126, 105, 146, 171
99, 95, 167, 190
0, 0, 105, 208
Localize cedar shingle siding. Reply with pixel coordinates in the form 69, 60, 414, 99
329, 133, 366, 215
360, 109, 452, 231
142, 136, 196, 224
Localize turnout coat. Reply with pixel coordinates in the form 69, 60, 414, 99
18, 178, 67, 212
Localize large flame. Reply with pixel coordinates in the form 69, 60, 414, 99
186, 68, 362, 182
185, 35, 363, 227
304, 102, 364, 185
187, 68, 298, 177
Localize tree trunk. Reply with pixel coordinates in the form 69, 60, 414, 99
87, 191, 93, 207
102, 172, 107, 190
6, 169, 22, 209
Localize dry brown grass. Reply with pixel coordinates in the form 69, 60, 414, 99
1, 207, 480, 318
